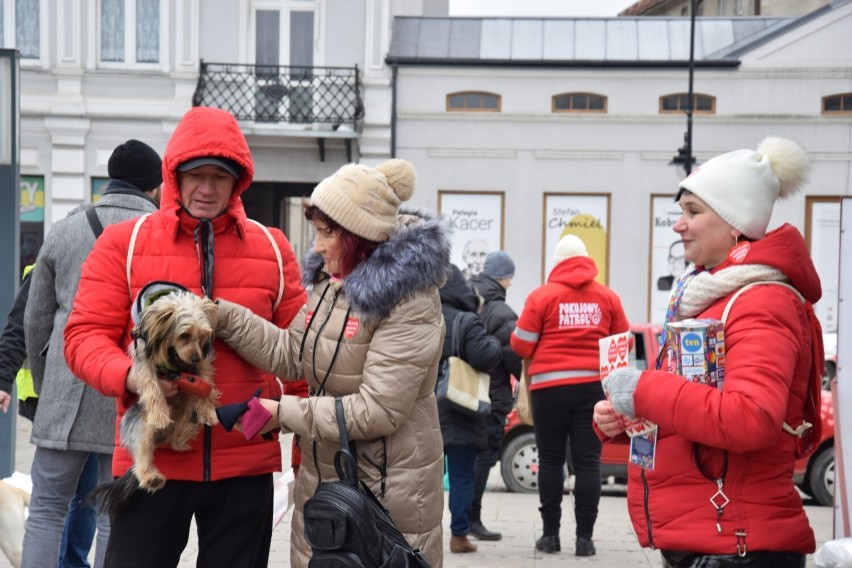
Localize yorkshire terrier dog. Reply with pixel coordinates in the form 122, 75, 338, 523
123, 290, 220, 492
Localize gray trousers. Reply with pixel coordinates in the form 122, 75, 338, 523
21, 447, 113, 568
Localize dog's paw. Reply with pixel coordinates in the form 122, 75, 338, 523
200, 410, 219, 427
139, 472, 167, 492
148, 411, 174, 431
171, 440, 192, 452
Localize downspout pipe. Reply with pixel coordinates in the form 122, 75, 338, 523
391, 64, 398, 159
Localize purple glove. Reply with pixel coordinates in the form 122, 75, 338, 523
241, 398, 274, 440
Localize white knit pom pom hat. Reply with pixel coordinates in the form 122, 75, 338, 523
677, 137, 810, 240
553, 234, 589, 264
310, 159, 416, 242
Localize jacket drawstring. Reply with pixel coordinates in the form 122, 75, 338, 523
194, 218, 214, 297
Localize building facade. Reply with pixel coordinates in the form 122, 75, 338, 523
386, 4, 852, 328
2, 0, 850, 326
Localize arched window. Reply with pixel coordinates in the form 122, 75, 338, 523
823, 93, 852, 114
659, 93, 715, 114
552, 92, 607, 113
446, 91, 501, 112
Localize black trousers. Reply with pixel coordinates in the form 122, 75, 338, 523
661, 550, 806, 568
531, 381, 605, 540
470, 407, 509, 522
104, 474, 274, 568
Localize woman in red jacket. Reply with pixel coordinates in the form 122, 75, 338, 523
511, 234, 630, 557
596, 137, 822, 568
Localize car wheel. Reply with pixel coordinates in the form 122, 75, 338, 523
500, 432, 539, 494
808, 446, 835, 507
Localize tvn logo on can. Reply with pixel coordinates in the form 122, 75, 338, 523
665, 319, 725, 389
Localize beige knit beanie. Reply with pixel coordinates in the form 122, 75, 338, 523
310, 159, 416, 242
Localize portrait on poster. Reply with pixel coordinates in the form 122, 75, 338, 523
438, 191, 505, 279
648, 194, 686, 324
806, 197, 840, 333
542, 193, 609, 284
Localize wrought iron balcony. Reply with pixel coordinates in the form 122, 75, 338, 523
192, 60, 364, 129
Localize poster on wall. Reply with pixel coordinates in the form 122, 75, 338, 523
542, 193, 609, 284
92, 177, 109, 202
648, 194, 685, 324
438, 191, 504, 279
806, 197, 841, 334
20, 175, 45, 222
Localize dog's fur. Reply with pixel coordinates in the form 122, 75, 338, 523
90, 291, 219, 515
0, 480, 30, 568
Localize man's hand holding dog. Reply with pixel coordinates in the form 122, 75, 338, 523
126, 368, 179, 398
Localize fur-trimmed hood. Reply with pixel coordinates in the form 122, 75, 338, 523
302, 209, 452, 321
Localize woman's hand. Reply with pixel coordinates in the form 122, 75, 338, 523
235, 397, 280, 437
594, 399, 627, 438
0, 390, 11, 413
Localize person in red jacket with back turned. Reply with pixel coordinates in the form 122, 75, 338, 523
511, 234, 629, 557
64, 106, 306, 568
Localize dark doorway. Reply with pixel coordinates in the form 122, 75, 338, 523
242, 181, 316, 266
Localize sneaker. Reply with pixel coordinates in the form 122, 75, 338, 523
450, 535, 477, 553
535, 534, 561, 553
576, 537, 596, 557
469, 521, 502, 541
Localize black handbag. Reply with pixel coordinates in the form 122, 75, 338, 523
303, 397, 431, 568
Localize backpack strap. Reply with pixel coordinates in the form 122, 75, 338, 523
126, 213, 151, 296
721, 281, 804, 323
721, 280, 822, 456
247, 218, 284, 312
333, 396, 359, 487
124, 215, 285, 310
85, 205, 104, 238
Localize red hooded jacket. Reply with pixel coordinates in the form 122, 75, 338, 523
625, 224, 822, 555
511, 255, 630, 389
64, 107, 306, 480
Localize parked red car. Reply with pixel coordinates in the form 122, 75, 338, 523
500, 324, 836, 506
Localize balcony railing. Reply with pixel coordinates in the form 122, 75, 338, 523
192, 60, 364, 129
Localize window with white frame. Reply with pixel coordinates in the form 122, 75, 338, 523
15, 0, 38, 58
100, 0, 160, 65
252, 0, 318, 70
1, 0, 41, 58
252, 0, 319, 123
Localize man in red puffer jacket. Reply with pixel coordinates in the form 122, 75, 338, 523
65, 106, 305, 568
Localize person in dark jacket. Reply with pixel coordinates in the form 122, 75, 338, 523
0, 268, 34, 418
23, 140, 164, 568
438, 264, 501, 554
468, 251, 522, 541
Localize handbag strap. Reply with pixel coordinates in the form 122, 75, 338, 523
333, 396, 359, 487
451, 312, 465, 358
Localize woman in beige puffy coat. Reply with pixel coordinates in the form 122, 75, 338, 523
215, 159, 451, 567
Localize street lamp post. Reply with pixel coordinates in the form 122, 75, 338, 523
671, 0, 698, 177
0, 48, 21, 478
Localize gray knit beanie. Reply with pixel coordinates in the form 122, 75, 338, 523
482, 251, 515, 280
